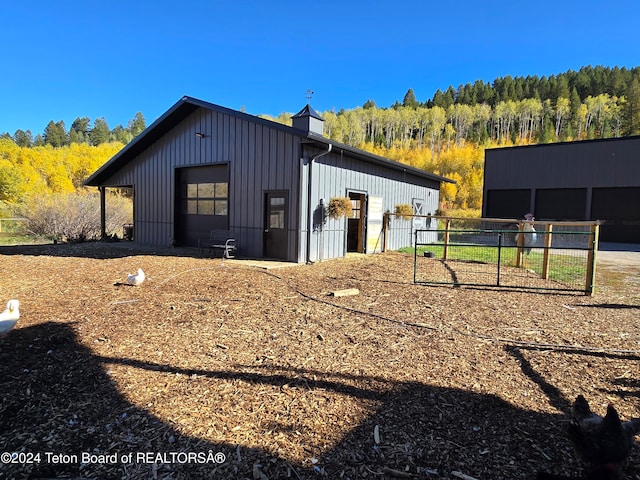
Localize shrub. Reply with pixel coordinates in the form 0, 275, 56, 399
15, 191, 132, 242
394, 203, 413, 220
439, 208, 481, 219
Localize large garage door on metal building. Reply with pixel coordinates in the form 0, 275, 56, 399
485, 189, 531, 218
591, 187, 640, 242
175, 164, 229, 247
535, 188, 587, 220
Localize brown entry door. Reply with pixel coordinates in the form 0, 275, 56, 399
347, 192, 366, 252
264, 191, 288, 260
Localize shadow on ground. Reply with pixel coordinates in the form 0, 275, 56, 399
0, 241, 204, 261
2, 322, 638, 480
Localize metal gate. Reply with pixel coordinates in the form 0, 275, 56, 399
412, 219, 599, 295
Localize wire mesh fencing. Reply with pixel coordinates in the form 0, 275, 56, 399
394, 216, 599, 294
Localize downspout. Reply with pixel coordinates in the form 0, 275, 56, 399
306, 143, 332, 263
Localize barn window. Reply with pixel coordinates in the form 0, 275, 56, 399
184, 182, 228, 216
350, 198, 361, 218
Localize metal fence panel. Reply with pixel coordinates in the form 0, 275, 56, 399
410, 218, 598, 294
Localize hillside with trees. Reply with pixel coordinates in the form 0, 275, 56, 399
1, 65, 639, 229
2, 112, 147, 148
262, 65, 640, 211
0, 113, 146, 239
0, 140, 130, 241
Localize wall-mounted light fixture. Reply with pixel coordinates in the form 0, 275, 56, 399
195, 132, 206, 138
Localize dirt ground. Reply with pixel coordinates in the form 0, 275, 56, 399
0, 242, 638, 480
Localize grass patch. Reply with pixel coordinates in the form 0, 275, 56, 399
401, 243, 588, 287
0, 232, 49, 246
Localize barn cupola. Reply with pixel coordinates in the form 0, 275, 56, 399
291, 104, 324, 135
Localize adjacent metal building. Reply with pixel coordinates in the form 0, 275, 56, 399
85, 96, 453, 262
483, 136, 640, 242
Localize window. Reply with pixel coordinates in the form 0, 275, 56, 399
268, 196, 286, 228
350, 198, 361, 219
182, 182, 228, 216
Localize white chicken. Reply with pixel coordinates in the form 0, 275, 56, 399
0, 299, 20, 336
126, 268, 146, 286
515, 213, 537, 254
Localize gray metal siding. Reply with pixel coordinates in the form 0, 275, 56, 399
300, 146, 440, 262
484, 137, 640, 192
483, 136, 640, 241
94, 102, 448, 260
100, 107, 301, 258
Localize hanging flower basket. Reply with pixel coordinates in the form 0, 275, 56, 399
394, 203, 413, 220
328, 197, 353, 219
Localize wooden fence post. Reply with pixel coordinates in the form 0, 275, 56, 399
443, 218, 451, 260
541, 223, 553, 279
516, 222, 524, 268
585, 223, 599, 295
382, 213, 389, 252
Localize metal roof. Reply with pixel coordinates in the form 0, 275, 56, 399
84, 96, 455, 186
291, 104, 324, 121
302, 133, 455, 184
485, 133, 640, 153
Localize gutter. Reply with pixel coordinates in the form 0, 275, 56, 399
306, 143, 332, 263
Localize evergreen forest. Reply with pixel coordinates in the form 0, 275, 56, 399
2, 65, 639, 215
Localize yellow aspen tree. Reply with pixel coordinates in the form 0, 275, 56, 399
465, 168, 484, 209
440, 172, 461, 208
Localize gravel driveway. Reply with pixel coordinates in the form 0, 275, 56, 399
598, 242, 640, 268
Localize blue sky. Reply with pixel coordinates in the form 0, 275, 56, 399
2, 0, 639, 136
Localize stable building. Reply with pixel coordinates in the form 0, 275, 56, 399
483, 136, 640, 243
85, 96, 453, 262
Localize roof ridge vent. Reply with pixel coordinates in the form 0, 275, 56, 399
292, 104, 324, 135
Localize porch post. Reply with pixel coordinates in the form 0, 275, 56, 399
99, 186, 107, 239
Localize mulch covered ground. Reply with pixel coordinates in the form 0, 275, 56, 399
0, 242, 638, 480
